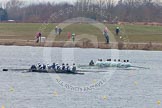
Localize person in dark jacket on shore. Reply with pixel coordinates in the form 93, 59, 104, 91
58, 28, 62, 35
35, 32, 41, 43
115, 26, 120, 36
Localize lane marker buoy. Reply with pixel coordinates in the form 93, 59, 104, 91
157, 100, 161, 105
102, 96, 108, 100
55, 76, 61, 80
93, 79, 97, 84
9, 87, 14, 92
134, 81, 138, 85
53, 91, 58, 96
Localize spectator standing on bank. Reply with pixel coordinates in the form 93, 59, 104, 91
103, 27, 109, 44
116, 26, 120, 36
72, 33, 75, 42
55, 26, 58, 34
67, 32, 71, 40
35, 32, 41, 43
58, 28, 62, 35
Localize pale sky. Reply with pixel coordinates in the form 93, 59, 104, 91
1, 0, 76, 4
1, 0, 162, 5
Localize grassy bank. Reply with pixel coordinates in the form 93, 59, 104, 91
0, 23, 162, 43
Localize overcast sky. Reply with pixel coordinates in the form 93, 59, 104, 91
1, 0, 162, 5
1, 0, 76, 4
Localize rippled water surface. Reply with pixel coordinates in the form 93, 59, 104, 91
0, 46, 162, 108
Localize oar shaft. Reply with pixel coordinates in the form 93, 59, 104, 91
2, 69, 29, 71
77, 70, 108, 72
131, 66, 150, 69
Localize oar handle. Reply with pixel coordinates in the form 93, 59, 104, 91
2, 69, 29, 71
3, 69, 8, 71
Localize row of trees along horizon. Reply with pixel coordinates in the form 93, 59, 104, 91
0, 0, 162, 23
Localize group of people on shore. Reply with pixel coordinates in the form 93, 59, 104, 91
35, 26, 120, 44
103, 26, 120, 44
103, 27, 110, 44
55, 26, 63, 35
35, 26, 63, 43
31, 63, 77, 72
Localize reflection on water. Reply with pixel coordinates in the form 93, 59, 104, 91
0, 46, 162, 108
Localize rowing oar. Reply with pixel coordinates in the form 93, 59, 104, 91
130, 66, 150, 69
77, 70, 109, 72
2, 69, 29, 72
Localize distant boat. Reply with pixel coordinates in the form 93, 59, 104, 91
8, 20, 15, 22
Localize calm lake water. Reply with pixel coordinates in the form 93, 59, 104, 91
0, 46, 162, 108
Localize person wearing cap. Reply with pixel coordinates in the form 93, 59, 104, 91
37, 63, 41, 70
56, 63, 60, 71
62, 63, 65, 71
66, 64, 70, 71
116, 26, 120, 36
52, 63, 56, 70
42, 64, 46, 70
89, 60, 95, 66
72, 63, 76, 72
95, 59, 101, 66
117, 59, 121, 67
31, 65, 37, 70
105, 59, 111, 67
47, 64, 51, 70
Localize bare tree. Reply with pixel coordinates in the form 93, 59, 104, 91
3, 0, 162, 22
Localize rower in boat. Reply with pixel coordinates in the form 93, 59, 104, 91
95, 59, 101, 66
108, 59, 111, 61
117, 59, 121, 67
72, 63, 76, 72
119, 60, 130, 67
126, 60, 131, 67
109, 59, 117, 67
89, 60, 95, 66
42, 64, 46, 70
56, 64, 61, 71
62, 63, 65, 71
31, 65, 37, 70
105, 59, 111, 67
66, 63, 70, 71
47, 64, 51, 70
37, 63, 41, 69
38, 64, 45, 70
51, 63, 56, 70
96, 59, 105, 67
